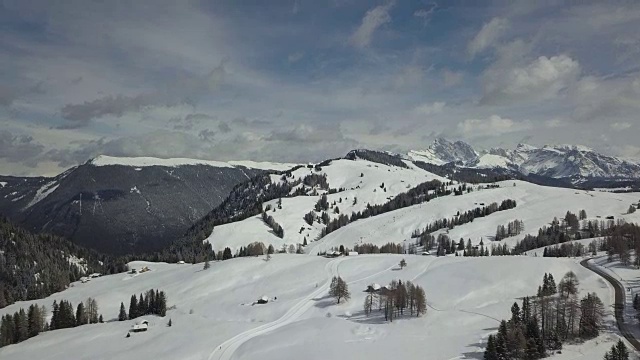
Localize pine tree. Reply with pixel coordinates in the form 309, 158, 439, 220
129, 295, 138, 320
76, 302, 87, 325
399, 259, 407, 269
203, 258, 211, 270
168, 318, 172, 327
15, 308, 28, 342
484, 334, 498, 360
27, 304, 42, 338
118, 302, 127, 321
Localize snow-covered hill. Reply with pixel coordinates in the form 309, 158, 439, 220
0, 252, 629, 360
409, 138, 640, 180
202, 151, 639, 255
204, 157, 450, 254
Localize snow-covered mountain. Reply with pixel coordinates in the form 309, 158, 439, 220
0, 156, 296, 254
408, 138, 478, 166
409, 138, 640, 180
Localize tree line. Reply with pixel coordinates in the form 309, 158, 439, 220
484, 271, 605, 359
1, 297, 102, 348
411, 199, 518, 243
262, 212, 284, 238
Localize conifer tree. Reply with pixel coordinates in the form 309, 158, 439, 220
129, 295, 138, 320
119, 302, 127, 321
484, 335, 498, 360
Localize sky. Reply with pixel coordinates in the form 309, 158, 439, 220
1, 0, 640, 176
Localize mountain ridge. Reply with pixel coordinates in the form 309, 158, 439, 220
409, 138, 640, 180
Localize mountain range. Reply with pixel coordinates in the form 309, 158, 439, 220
408, 138, 640, 181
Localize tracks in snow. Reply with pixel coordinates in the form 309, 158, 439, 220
207, 258, 346, 360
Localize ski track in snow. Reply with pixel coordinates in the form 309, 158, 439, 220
208, 256, 395, 360
207, 258, 345, 360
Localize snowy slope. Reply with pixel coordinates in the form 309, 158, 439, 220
205, 158, 449, 253
306, 180, 640, 255
0, 254, 630, 360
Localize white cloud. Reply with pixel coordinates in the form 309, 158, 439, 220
414, 101, 445, 116
288, 52, 304, 63
467, 17, 509, 58
544, 119, 565, 128
481, 55, 581, 105
611, 122, 632, 131
442, 69, 463, 87
349, 2, 394, 48
457, 115, 531, 138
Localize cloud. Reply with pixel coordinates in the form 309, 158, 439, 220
349, 2, 394, 48
288, 52, 304, 63
198, 129, 216, 141
218, 121, 232, 133
481, 55, 581, 105
442, 69, 463, 87
0, 130, 45, 165
60, 94, 151, 128
611, 122, 632, 131
457, 115, 531, 138
467, 17, 509, 58
413, 101, 445, 116
0, 86, 20, 107
413, 3, 437, 25
59, 61, 227, 127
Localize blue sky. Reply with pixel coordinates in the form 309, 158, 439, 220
1, 0, 640, 175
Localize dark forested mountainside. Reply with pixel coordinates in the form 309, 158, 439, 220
0, 216, 127, 309
0, 161, 269, 255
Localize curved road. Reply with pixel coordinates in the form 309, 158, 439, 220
580, 258, 640, 351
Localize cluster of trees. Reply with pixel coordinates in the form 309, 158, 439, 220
302, 174, 329, 189
363, 280, 427, 322
604, 222, 640, 267
1, 297, 104, 348
513, 211, 609, 255
0, 304, 47, 347
0, 216, 127, 308
352, 242, 405, 254
262, 212, 284, 238
604, 340, 630, 360
543, 242, 590, 258
51, 298, 101, 330
121, 289, 167, 321
315, 194, 329, 212
329, 276, 350, 304
495, 220, 525, 241
537, 273, 557, 297
484, 272, 604, 360
412, 199, 518, 242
